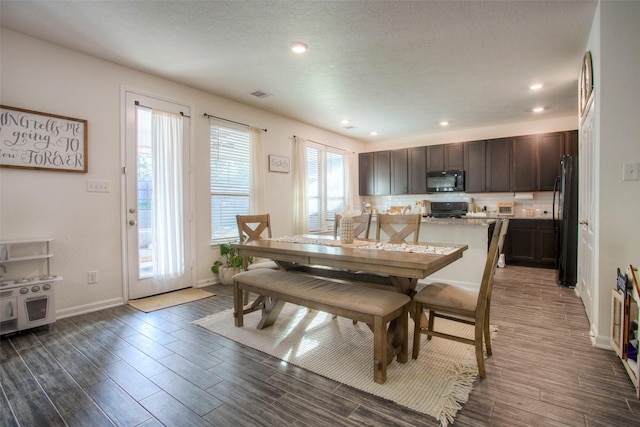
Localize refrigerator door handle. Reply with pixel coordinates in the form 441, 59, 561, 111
552, 176, 560, 231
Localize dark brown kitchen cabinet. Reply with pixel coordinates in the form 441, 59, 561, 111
463, 140, 486, 193
358, 151, 391, 195
358, 152, 374, 195
565, 129, 578, 156
426, 143, 463, 172
538, 132, 565, 191
504, 219, 556, 269
373, 151, 391, 195
408, 146, 427, 194
512, 135, 538, 192
390, 149, 408, 194
485, 138, 511, 192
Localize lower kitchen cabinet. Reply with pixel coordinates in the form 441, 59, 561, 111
504, 219, 557, 269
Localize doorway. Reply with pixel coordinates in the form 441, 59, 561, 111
124, 91, 193, 299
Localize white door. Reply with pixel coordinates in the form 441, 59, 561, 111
577, 95, 596, 325
124, 91, 193, 299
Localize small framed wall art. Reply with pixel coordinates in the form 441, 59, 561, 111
269, 155, 290, 173
0, 105, 88, 173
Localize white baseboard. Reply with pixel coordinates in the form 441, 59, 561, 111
56, 297, 124, 320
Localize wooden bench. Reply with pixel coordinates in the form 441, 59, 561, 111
233, 269, 411, 384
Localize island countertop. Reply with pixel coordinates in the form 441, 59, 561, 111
419, 217, 497, 226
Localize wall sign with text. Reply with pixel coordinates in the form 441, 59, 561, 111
0, 105, 88, 173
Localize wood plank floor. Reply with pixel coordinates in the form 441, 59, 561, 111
1, 266, 639, 426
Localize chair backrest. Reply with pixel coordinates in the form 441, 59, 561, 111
236, 214, 272, 243
475, 219, 504, 320
375, 214, 421, 244
334, 213, 372, 239
497, 218, 509, 254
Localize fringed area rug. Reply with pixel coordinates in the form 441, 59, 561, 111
194, 304, 495, 426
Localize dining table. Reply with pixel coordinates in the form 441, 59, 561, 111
232, 235, 468, 363
232, 234, 468, 298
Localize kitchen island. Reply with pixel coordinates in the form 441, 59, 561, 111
377, 217, 497, 289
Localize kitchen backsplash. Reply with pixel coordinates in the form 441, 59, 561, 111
360, 192, 555, 219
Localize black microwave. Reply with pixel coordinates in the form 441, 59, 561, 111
426, 170, 465, 192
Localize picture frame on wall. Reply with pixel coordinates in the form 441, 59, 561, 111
0, 105, 88, 173
269, 155, 290, 173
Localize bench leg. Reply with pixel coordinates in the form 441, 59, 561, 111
373, 316, 388, 384
256, 299, 286, 330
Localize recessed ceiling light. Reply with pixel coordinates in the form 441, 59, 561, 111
530, 83, 543, 90
440, 121, 449, 126
341, 119, 350, 125
533, 107, 545, 113
370, 131, 378, 136
290, 42, 308, 53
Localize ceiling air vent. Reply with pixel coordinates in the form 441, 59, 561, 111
250, 90, 271, 99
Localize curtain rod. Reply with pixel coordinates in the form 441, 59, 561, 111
204, 113, 267, 132
134, 101, 191, 118
293, 135, 351, 153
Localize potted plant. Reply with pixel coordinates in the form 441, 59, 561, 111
211, 243, 252, 285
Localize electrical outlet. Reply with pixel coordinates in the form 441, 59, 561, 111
86, 179, 111, 192
88, 270, 98, 284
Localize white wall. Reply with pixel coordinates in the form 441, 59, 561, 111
0, 29, 365, 317
592, 1, 640, 344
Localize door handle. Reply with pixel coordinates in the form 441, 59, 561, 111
579, 219, 589, 226
129, 220, 137, 226
129, 208, 137, 214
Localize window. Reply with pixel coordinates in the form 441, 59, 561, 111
306, 143, 346, 232
210, 124, 251, 242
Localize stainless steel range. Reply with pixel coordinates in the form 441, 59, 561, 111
429, 201, 469, 218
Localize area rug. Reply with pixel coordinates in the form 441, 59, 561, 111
128, 288, 215, 312
194, 304, 493, 426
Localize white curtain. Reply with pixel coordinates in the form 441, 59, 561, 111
151, 109, 184, 280
345, 151, 358, 211
249, 126, 265, 214
292, 136, 308, 234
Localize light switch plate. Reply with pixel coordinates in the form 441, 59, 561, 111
623, 162, 639, 181
86, 179, 111, 192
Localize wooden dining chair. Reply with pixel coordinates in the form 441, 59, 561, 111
236, 214, 278, 303
411, 219, 504, 378
333, 213, 372, 240
375, 214, 421, 244
236, 214, 278, 270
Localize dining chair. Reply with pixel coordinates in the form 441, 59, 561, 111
236, 214, 278, 270
375, 214, 421, 244
333, 213, 372, 240
236, 214, 278, 304
411, 219, 504, 378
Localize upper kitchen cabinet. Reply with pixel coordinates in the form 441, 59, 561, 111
408, 146, 427, 194
513, 130, 578, 192
390, 149, 408, 194
485, 138, 511, 192
426, 143, 463, 172
463, 140, 486, 193
358, 152, 374, 195
512, 134, 538, 192
358, 150, 393, 195
538, 132, 565, 191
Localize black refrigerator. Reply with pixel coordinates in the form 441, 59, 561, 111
553, 155, 578, 287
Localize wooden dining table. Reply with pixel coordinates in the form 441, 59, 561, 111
232, 235, 468, 362
232, 235, 468, 298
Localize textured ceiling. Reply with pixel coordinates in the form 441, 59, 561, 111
0, 1, 597, 142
